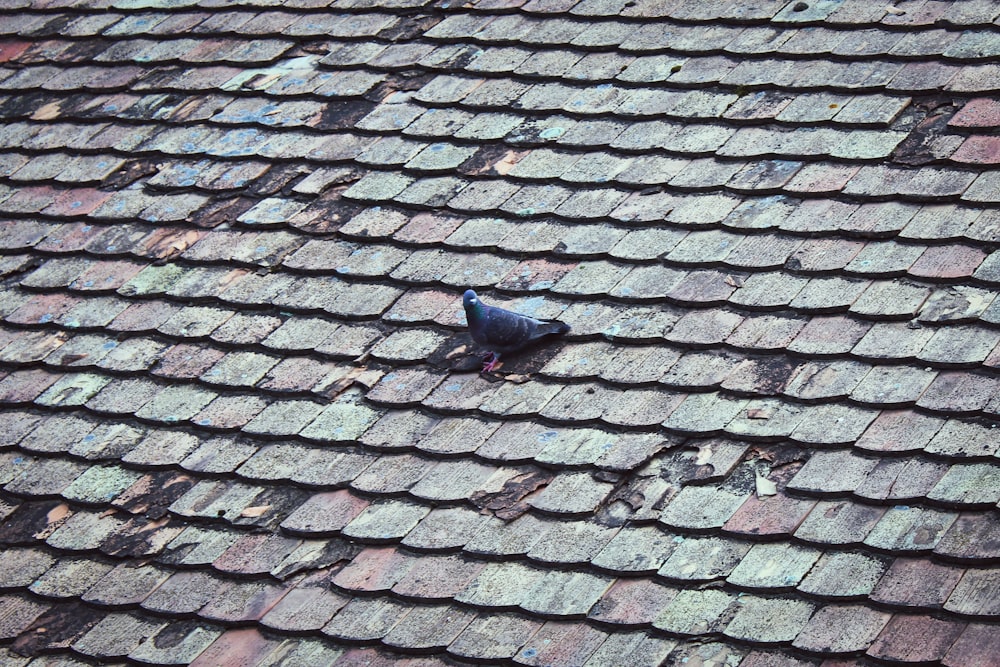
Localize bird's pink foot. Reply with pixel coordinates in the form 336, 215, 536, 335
481, 353, 500, 372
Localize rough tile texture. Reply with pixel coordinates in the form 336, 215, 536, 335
0, 1, 998, 665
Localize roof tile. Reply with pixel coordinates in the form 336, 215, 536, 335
128, 620, 223, 664
944, 567, 1000, 617
722, 595, 815, 644
798, 549, 889, 599
794, 500, 885, 546
321, 596, 411, 642
448, 613, 543, 662
855, 457, 950, 502
867, 614, 965, 661
529, 471, 616, 515
935, 513, 1000, 562
382, 604, 476, 651
657, 535, 749, 583
792, 603, 891, 654
515, 621, 609, 666
341, 500, 431, 541
942, 623, 1000, 667
653, 588, 736, 635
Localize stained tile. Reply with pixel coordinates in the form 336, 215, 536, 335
722, 596, 815, 644
792, 604, 890, 654
867, 615, 965, 661
944, 623, 1000, 667
653, 588, 736, 636
514, 621, 609, 666
798, 550, 889, 599
448, 613, 543, 662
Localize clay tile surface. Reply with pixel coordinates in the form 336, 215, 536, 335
0, 1, 999, 665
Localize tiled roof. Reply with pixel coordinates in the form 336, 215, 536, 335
1, 0, 999, 665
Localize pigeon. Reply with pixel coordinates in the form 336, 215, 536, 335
463, 289, 570, 372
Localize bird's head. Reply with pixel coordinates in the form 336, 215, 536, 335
463, 289, 484, 319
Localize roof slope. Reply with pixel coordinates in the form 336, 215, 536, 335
1, 0, 999, 665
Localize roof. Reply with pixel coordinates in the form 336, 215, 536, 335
1, 0, 999, 665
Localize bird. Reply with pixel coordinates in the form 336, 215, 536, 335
462, 289, 570, 372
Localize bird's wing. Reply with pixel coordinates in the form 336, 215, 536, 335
480, 306, 542, 352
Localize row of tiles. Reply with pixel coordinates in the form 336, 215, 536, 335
8, 9, 1000, 76
4, 402, 1000, 516
6, 184, 1000, 269
6, 0, 1000, 27
2, 322, 1000, 462
11, 237, 1000, 326
4, 593, 993, 667
4, 104, 998, 192
0, 52, 990, 145
2, 53, 995, 143
13, 218, 1000, 296
10, 203, 998, 281
15, 211, 1000, 284
3, 452, 1000, 613
7, 2, 1000, 42
3, 312, 1000, 431
0, 536, 998, 659
7, 261, 1000, 359
3, 433, 1000, 565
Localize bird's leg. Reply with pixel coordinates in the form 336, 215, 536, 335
481, 352, 501, 372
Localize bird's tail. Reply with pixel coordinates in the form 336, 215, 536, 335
538, 320, 571, 336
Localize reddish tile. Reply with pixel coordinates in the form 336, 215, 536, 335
786, 315, 871, 356
588, 578, 678, 626
950, 97, 1000, 128
792, 604, 891, 654
909, 244, 988, 279
189, 628, 282, 667
944, 623, 1000, 667
152, 344, 226, 380
725, 488, 816, 539
951, 135, 1000, 165
0, 368, 61, 403
870, 558, 964, 609
867, 615, 966, 663
6, 292, 82, 325
280, 490, 370, 536
0, 41, 32, 63
517, 621, 609, 666
213, 532, 302, 576
41, 188, 115, 217
331, 546, 417, 593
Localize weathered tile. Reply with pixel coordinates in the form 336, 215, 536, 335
794, 500, 886, 546
944, 623, 1000, 667
723, 596, 815, 644
514, 621, 609, 666
792, 604, 890, 654
864, 505, 958, 554
798, 549, 889, 599
653, 588, 737, 636
449, 613, 543, 662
